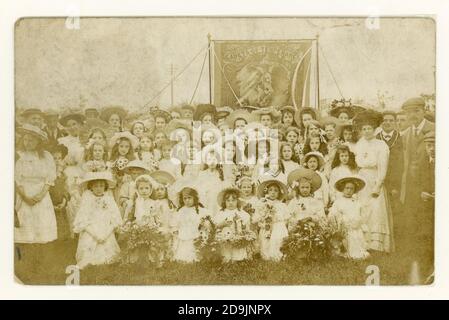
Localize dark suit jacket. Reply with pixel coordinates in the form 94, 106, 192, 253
376, 130, 404, 192
400, 119, 435, 203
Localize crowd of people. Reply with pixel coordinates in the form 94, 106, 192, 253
14, 97, 435, 273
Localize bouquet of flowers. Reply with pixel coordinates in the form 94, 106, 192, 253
194, 216, 220, 263
256, 199, 276, 239
281, 216, 345, 261
117, 219, 170, 265
85, 160, 107, 172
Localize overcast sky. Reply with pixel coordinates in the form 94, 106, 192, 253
15, 17, 435, 111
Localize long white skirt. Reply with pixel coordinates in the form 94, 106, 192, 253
358, 167, 394, 253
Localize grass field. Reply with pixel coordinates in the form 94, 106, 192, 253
14, 239, 433, 286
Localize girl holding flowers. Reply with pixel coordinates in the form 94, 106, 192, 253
213, 188, 253, 263
253, 180, 290, 261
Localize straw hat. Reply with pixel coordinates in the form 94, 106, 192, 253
217, 187, 241, 206
335, 176, 366, 193
79, 171, 114, 187
59, 113, 86, 127
150, 106, 172, 123
226, 109, 257, 128
401, 97, 426, 111
21, 108, 45, 119
257, 179, 288, 200
109, 131, 139, 150
99, 106, 128, 123
150, 170, 175, 187
287, 167, 322, 193
301, 151, 326, 170
216, 106, 234, 119
280, 105, 296, 115
165, 119, 192, 139
123, 160, 151, 173
17, 123, 48, 141
253, 106, 282, 122
193, 104, 217, 121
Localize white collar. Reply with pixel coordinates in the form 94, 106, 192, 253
381, 130, 394, 139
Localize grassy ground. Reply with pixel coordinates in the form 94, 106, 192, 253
14, 238, 433, 286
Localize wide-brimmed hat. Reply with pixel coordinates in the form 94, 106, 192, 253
294, 107, 318, 127
150, 106, 172, 123
287, 167, 322, 193
59, 113, 86, 126
320, 116, 343, 135
84, 108, 100, 117
85, 118, 109, 130
194, 104, 217, 121
79, 171, 114, 187
165, 119, 192, 139
335, 176, 366, 193
226, 109, 257, 128
401, 97, 426, 111
21, 108, 45, 119
329, 106, 355, 119
123, 160, 151, 173
280, 105, 296, 115
150, 170, 175, 187
253, 106, 282, 122
109, 131, 139, 150
301, 151, 326, 170
217, 187, 241, 206
99, 106, 128, 123
352, 109, 383, 128
216, 106, 234, 119
17, 123, 48, 141
257, 179, 288, 200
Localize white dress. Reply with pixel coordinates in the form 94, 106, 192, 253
134, 197, 158, 226
354, 136, 394, 252
73, 190, 123, 269
254, 199, 290, 261
329, 197, 370, 259
313, 171, 330, 207
287, 196, 325, 227
172, 206, 209, 262
282, 160, 300, 176
213, 209, 251, 262
58, 135, 85, 237
15, 151, 58, 244
194, 169, 224, 213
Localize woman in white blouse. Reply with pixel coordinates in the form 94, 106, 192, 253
353, 110, 394, 253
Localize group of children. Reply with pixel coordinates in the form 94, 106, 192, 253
16, 102, 411, 269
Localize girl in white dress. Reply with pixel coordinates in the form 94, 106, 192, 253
237, 176, 259, 256
82, 141, 108, 172
280, 142, 300, 177
158, 140, 182, 180
133, 175, 158, 226
194, 147, 225, 213
213, 188, 251, 262
137, 134, 159, 172
329, 176, 370, 260
286, 168, 325, 229
172, 187, 209, 263
58, 114, 86, 238
329, 145, 359, 203
15, 125, 58, 245
253, 180, 290, 262
353, 110, 394, 252
302, 152, 330, 208
73, 171, 122, 269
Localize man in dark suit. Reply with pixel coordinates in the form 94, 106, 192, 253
416, 131, 435, 282
400, 97, 435, 254
44, 111, 65, 148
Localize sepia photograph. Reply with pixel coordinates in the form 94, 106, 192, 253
13, 16, 435, 286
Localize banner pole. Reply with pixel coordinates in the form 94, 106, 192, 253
315, 34, 321, 111
207, 33, 212, 104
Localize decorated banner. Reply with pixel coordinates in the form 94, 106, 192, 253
212, 40, 316, 109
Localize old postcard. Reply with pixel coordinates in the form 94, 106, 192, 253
13, 17, 435, 285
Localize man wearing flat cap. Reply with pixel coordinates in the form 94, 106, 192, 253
400, 97, 435, 253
